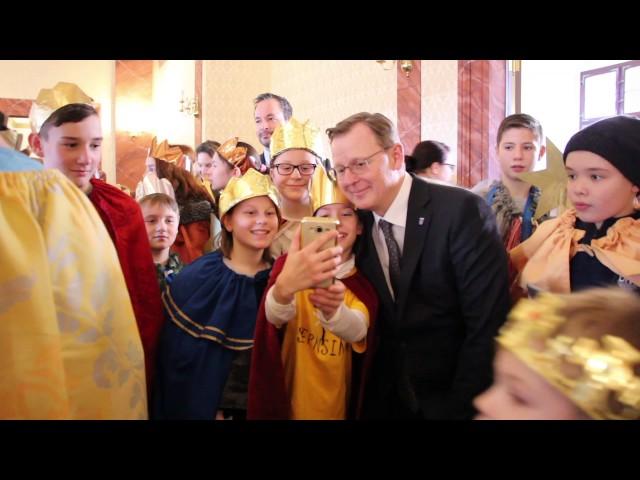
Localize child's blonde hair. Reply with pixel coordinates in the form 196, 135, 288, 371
138, 193, 180, 216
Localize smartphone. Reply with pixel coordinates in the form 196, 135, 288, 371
300, 216, 339, 288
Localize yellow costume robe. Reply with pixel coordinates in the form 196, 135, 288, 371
0, 169, 147, 419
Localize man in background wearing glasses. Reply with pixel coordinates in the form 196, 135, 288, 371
327, 112, 511, 420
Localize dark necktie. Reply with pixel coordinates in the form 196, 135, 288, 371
378, 219, 402, 297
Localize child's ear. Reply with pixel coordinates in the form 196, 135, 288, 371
233, 166, 242, 177
29, 133, 44, 158
222, 214, 233, 232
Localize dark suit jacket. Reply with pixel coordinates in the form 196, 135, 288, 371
356, 175, 511, 419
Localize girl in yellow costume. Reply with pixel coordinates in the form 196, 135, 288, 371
474, 287, 640, 420
510, 115, 640, 295
0, 148, 147, 419
248, 166, 379, 420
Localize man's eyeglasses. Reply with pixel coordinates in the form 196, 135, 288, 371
270, 163, 317, 176
330, 148, 386, 179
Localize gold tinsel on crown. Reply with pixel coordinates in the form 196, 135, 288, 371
149, 137, 184, 164
29, 82, 94, 133
498, 293, 640, 420
311, 165, 350, 214
218, 168, 280, 220
270, 118, 323, 160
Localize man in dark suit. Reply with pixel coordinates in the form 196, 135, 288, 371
253, 93, 293, 170
327, 113, 511, 419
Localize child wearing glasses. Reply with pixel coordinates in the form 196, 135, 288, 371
248, 165, 379, 419
268, 118, 322, 258
406, 140, 455, 186
471, 114, 547, 251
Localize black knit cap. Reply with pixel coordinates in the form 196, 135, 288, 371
563, 115, 640, 187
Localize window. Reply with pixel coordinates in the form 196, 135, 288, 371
580, 60, 640, 129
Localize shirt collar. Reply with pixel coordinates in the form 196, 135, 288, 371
373, 172, 412, 228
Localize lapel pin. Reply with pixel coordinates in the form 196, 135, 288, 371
418, 217, 424, 225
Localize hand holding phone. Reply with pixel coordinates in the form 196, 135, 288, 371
300, 217, 340, 288
272, 222, 342, 303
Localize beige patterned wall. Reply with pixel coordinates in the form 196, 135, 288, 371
202, 61, 271, 146
270, 60, 397, 161
421, 60, 458, 165
202, 60, 397, 160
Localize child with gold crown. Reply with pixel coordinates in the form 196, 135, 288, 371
27, 82, 164, 398
474, 286, 640, 420
267, 118, 323, 258
153, 169, 281, 420
248, 163, 379, 420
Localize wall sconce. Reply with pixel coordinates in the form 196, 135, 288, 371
376, 60, 414, 77
399, 60, 413, 77
179, 91, 199, 117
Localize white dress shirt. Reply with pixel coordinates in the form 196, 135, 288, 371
372, 172, 413, 299
262, 149, 271, 168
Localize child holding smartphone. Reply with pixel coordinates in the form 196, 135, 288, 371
248, 166, 379, 420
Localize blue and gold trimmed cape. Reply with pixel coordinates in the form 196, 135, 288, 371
153, 251, 270, 419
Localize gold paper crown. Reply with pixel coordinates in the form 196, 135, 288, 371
136, 173, 176, 201
270, 118, 323, 160
218, 168, 280, 220
149, 137, 184, 164
498, 293, 640, 420
217, 137, 248, 167
29, 82, 94, 133
311, 165, 350, 213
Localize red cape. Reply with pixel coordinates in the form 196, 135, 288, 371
88, 179, 164, 394
247, 254, 379, 419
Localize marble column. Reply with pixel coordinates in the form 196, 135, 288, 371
397, 60, 421, 154
457, 60, 506, 188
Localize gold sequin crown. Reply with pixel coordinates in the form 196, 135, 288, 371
29, 82, 95, 133
498, 293, 640, 420
270, 118, 323, 160
217, 137, 248, 167
218, 168, 280, 220
311, 164, 350, 213
149, 137, 184, 164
